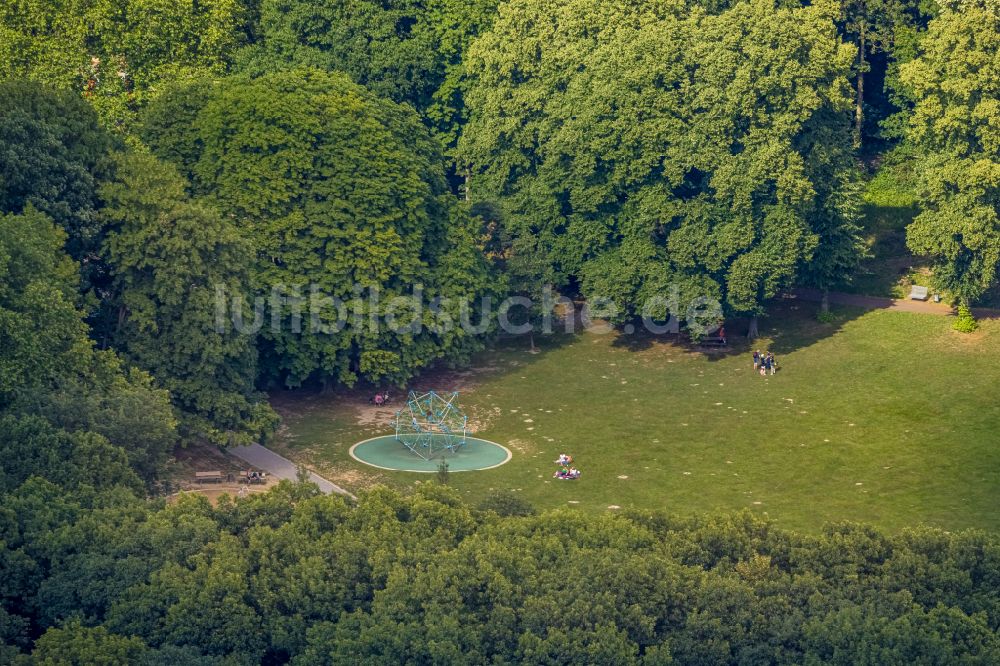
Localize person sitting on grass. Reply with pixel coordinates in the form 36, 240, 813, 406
553, 466, 581, 480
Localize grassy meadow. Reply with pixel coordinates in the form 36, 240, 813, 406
270, 303, 1000, 534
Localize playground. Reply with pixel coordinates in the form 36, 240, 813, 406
350, 435, 510, 472
270, 302, 1000, 534
345, 390, 512, 472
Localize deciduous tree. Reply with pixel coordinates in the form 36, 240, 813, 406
460, 0, 862, 325
0, 81, 114, 270
100, 151, 277, 446
243, 0, 499, 157
143, 70, 498, 388
902, 0, 1000, 306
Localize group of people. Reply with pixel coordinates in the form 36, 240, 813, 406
246, 470, 266, 483
553, 453, 581, 480
752, 350, 778, 376
371, 390, 391, 406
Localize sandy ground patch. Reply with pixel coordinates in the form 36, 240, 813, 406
355, 404, 397, 427
169, 482, 274, 505
166, 443, 270, 492
506, 438, 538, 457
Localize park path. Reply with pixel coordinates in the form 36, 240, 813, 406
787, 287, 998, 319
788, 287, 954, 315
229, 443, 356, 499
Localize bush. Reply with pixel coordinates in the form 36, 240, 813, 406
477, 489, 537, 517
953, 304, 978, 333
817, 310, 837, 324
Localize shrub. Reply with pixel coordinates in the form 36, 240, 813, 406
953, 304, 978, 333
436, 459, 450, 485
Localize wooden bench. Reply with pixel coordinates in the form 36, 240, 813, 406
195, 471, 223, 484
700, 336, 728, 347
909, 285, 929, 301
242, 470, 267, 485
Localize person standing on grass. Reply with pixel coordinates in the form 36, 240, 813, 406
762, 354, 771, 376
768, 352, 776, 375
719, 326, 727, 345
753, 350, 760, 370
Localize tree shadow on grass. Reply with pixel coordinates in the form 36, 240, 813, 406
732, 299, 870, 359
273, 297, 871, 412
607, 296, 871, 362
843, 204, 921, 299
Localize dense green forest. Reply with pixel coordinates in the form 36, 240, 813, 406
3, 481, 1000, 664
1, 0, 999, 661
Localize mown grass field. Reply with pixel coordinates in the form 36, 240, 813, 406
270, 302, 1000, 534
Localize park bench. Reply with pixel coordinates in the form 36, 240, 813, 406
909, 285, 929, 301
242, 470, 267, 484
700, 336, 728, 347
194, 471, 223, 484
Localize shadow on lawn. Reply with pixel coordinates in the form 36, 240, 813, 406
610, 298, 870, 361
397, 329, 584, 392
272, 299, 869, 409
270, 329, 582, 416
731, 300, 870, 359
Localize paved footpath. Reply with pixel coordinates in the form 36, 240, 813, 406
788, 288, 999, 319
229, 443, 356, 499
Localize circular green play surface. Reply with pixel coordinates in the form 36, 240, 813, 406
350, 435, 511, 472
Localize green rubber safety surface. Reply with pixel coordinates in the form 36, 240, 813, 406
350, 435, 511, 472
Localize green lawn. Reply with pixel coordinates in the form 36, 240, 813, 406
270, 303, 1000, 534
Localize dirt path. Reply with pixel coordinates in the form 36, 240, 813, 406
786, 288, 1000, 318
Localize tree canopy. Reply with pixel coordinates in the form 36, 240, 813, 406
459, 0, 865, 323
243, 0, 499, 155
1, 483, 998, 663
0, 207, 177, 480
0, 0, 248, 131
0, 82, 272, 450
99, 152, 277, 446
143, 69, 499, 388
0, 81, 114, 269
902, 0, 1000, 305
